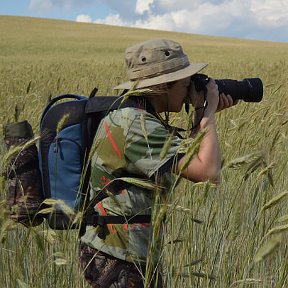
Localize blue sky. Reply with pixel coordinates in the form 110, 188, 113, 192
1, 0, 287, 42
1, 0, 113, 21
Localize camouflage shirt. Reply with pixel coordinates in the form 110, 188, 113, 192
81, 106, 183, 263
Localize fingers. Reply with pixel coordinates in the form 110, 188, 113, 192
207, 78, 217, 88
217, 93, 234, 112
204, 78, 220, 114
206, 78, 217, 94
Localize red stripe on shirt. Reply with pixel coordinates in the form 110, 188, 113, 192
96, 202, 116, 234
104, 120, 122, 158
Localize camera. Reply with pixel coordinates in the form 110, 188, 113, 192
191, 74, 263, 102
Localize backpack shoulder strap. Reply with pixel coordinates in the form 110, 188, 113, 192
85, 96, 148, 114
40, 94, 85, 123
85, 96, 121, 114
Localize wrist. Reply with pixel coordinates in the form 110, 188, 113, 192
200, 115, 216, 129
203, 106, 217, 118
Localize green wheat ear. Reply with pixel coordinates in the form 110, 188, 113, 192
3, 136, 40, 167
0, 200, 17, 244
178, 131, 205, 172
119, 177, 162, 190
120, 82, 152, 106
56, 113, 70, 134
160, 134, 173, 160
40, 199, 75, 219
254, 234, 282, 263
261, 191, 288, 212
276, 214, 288, 223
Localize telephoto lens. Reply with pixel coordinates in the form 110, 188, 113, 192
191, 74, 263, 103
215, 78, 263, 102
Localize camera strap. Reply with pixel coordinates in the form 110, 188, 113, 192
191, 85, 208, 131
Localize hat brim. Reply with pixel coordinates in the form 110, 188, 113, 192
114, 63, 208, 90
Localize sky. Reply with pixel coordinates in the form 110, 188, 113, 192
1, 0, 288, 42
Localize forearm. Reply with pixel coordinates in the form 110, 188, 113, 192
179, 114, 221, 183
182, 78, 223, 183
195, 116, 221, 182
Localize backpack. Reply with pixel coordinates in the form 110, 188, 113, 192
4, 92, 151, 231
38, 93, 151, 231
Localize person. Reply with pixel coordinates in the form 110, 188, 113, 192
79, 38, 235, 287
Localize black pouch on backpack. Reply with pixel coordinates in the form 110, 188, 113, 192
3, 120, 44, 227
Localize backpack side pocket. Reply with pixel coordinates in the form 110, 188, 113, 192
46, 123, 85, 229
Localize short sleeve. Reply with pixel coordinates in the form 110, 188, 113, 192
124, 110, 183, 178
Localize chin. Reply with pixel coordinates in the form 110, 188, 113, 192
172, 106, 182, 113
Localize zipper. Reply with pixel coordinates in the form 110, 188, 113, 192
53, 137, 83, 158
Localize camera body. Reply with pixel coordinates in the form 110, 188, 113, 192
191, 74, 263, 102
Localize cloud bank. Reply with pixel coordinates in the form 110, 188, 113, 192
30, 0, 288, 42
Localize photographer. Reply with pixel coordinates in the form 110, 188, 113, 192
79, 38, 235, 287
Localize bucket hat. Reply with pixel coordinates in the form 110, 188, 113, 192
114, 39, 207, 90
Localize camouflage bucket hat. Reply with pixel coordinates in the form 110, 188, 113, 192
114, 39, 207, 90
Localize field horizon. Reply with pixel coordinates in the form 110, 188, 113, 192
3, 15, 288, 44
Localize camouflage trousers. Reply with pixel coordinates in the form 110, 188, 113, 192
79, 242, 163, 288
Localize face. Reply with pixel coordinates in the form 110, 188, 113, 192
166, 77, 191, 112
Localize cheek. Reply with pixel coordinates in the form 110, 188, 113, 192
170, 91, 187, 112
177, 88, 188, 104
167, 84, 189, 111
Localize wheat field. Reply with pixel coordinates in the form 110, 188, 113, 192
0, 16, 288, 288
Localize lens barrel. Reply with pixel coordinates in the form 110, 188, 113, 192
191, 74, 264, 103
215, 78, 263, 102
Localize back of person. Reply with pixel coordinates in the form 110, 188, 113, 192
79, 38, 235, 287
81, 101, 183, 265
81, 104, 182, 287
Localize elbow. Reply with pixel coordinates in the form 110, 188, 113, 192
194, 170, 221, 185
203, 165, 221, 184
180, 168, 221, 184
206, 172, 221, 185
178, 155, 221, 184
186, 164, 221, 184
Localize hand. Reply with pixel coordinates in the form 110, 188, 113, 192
189, 78, 219, 118
204, 78, 220, 116
188, 79, 205, 109
216, 93, 238, 112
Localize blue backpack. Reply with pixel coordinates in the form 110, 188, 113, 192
39, 93, 151, 230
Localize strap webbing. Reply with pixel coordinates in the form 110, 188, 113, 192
85, 214, 151, 226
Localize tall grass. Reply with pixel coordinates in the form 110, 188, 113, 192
0, 16, 287, 287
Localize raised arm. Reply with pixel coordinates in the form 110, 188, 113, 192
178, 79, 233, 183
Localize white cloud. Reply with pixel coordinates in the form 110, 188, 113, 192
131, 0, 254, 35
156, 0, 209, 11
76, 14, 93, 23
136, 0, 154, 15
75, 0, 287, 42
251, 0, 288, 27
94, 14, 128, 26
